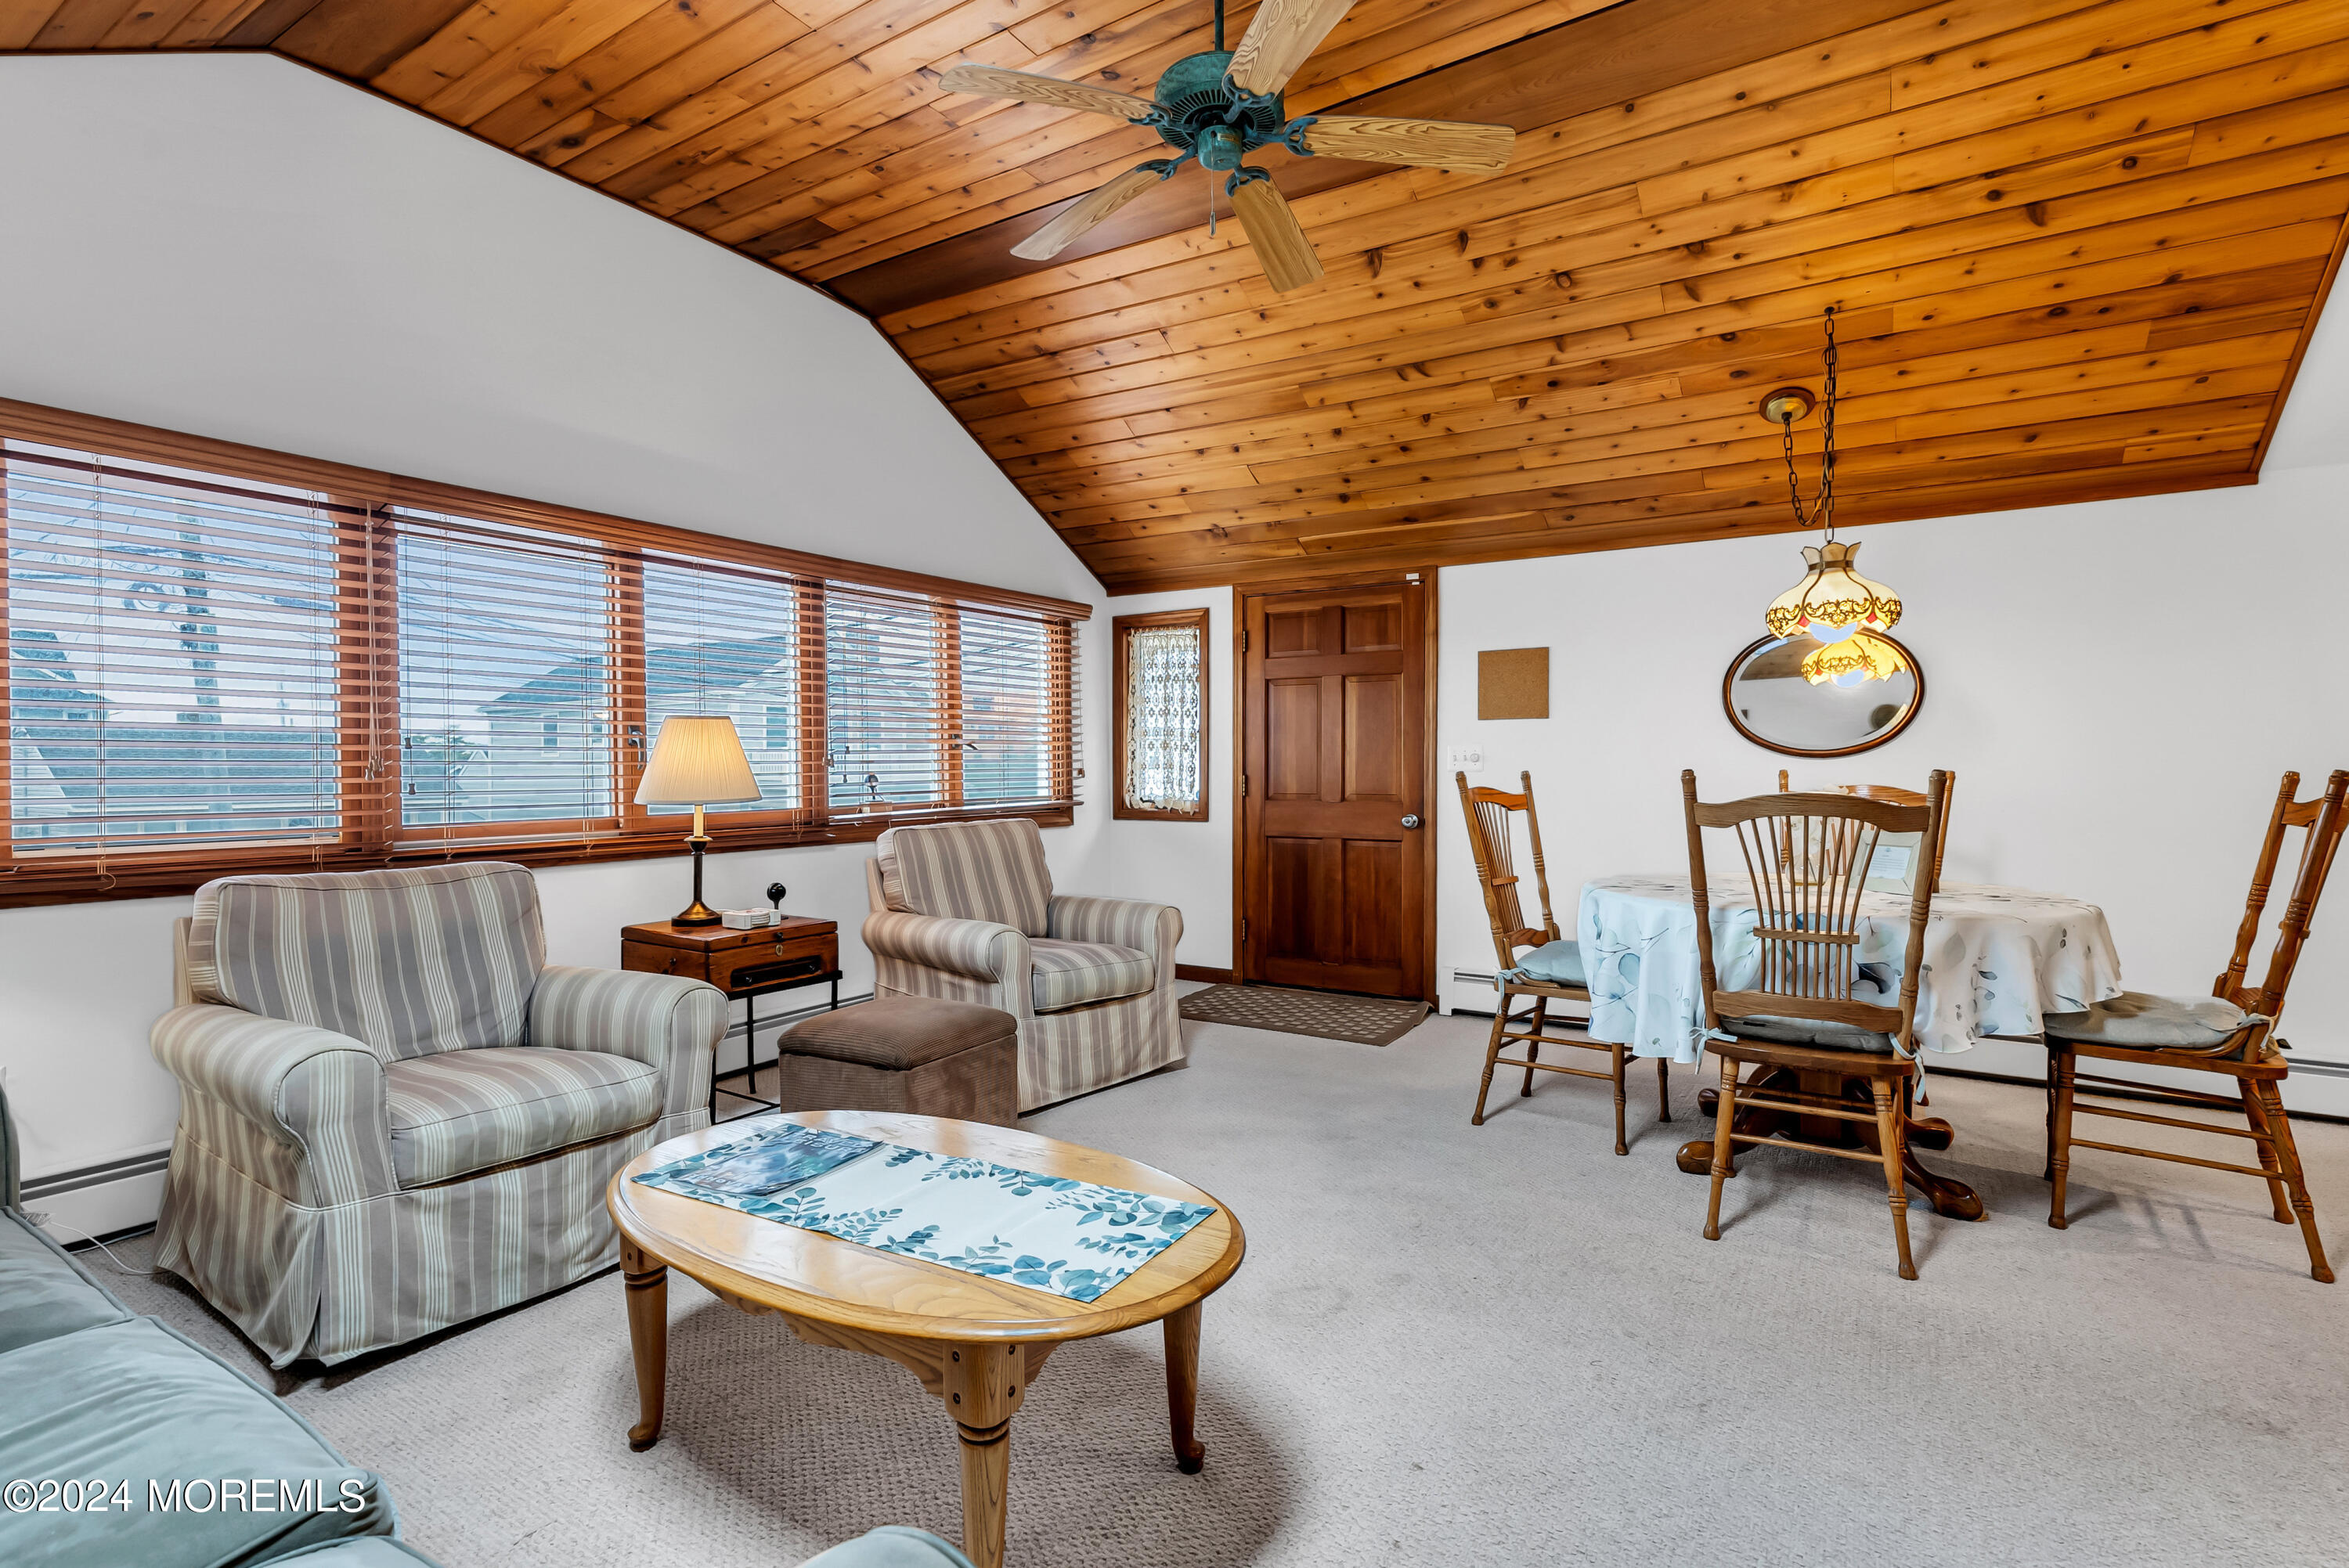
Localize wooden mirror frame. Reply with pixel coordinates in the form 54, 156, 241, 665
1720, 632, 1925, 759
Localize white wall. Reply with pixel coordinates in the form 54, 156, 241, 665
1435, 468, 2349, 1110
1081, 589, 1237, 973
0, 53, 1120, 1204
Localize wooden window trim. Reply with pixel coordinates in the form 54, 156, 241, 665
1112, 607, 1210, 824
0, 396, 1088, 909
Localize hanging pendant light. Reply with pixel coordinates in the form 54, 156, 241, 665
1758, 307, 1906, 675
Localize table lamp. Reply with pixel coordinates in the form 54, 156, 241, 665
635, 715, 760, 927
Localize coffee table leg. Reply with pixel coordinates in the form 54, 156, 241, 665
622, 1241, 668, 1452
945, 1342, 1021, 1568
1164, 1301, 1205, 1473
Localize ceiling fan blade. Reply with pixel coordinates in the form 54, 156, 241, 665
1227, 176, 1324, 293
1226, 0, 1357, 96
1298, 115, 1515, 171
936, 63, 1160, 123
1012, 164, 1170, 261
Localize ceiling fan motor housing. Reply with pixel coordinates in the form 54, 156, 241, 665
1153, 49, 1286, 164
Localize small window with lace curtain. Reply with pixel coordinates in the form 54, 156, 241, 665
1113, 608, 1207, 822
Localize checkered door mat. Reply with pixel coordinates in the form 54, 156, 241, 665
1178, 984, 1430, 1047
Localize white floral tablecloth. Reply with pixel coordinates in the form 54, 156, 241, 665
1575, 874, 2126, 1063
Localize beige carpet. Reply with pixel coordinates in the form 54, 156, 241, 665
98, 1007, 2349, 1568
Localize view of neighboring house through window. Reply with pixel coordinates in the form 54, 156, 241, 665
395, 512, 614, 831
4, 440, 341, 853
959, 608, 1053, 805
641, 557, 799, 816
1, 408, 1086, 903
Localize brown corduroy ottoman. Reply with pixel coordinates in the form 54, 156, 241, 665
774, 997, 1020, 1126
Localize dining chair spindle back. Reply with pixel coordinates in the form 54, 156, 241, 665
1685, 770, 1950, 1278
2045, 769, 2347, 1283
1777, 769, 1956, 892
1458, 771, 1669, 1152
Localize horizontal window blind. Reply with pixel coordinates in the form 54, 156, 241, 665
5, 439, 348, 860
0, 402, 1088, 904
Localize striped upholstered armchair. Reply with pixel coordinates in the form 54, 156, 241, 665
863, 819, 1184, 1111
150, 861, 724, 1367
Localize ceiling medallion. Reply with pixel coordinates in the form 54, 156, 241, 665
1759, 307, 1905, 685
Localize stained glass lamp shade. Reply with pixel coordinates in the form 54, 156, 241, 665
1763, 540, 1902, 647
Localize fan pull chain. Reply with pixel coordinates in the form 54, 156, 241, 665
1206, 172, 1217, 238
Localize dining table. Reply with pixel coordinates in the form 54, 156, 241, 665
1575, 874, 2127, 1217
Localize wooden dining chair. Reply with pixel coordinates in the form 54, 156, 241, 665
1778, 769, 1957, 892
1687, 770, 1950, 1279
2046, 769, 2346, 1284
1458, 770, 1669, 1153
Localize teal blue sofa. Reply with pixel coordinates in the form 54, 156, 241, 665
0, 1082, 438, 1567
0, 1084, 972, 1568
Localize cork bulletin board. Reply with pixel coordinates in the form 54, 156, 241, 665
1478, 647, 1549, 719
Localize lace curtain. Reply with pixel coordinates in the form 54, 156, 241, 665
1122, 622, 1202, 812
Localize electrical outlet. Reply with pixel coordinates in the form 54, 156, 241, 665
1448, 743, 1485, 773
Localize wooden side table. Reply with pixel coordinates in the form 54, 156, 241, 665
621, 916, 843, 1119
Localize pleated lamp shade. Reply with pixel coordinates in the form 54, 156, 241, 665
634, 716, 760, 806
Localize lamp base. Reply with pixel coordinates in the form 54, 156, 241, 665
670, 899, 723, 928
673, 832, 721, 926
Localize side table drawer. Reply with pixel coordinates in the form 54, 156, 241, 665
622, 939, 709, 982
710, 934, 837, 995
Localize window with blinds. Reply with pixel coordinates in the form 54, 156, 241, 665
0, 404, 1088, 904
4, 439, 348, 860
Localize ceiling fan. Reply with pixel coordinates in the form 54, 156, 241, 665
936, 0, 1516, 292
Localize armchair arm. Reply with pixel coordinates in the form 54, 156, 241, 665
150, 1004, 394, 1205
1048, 894, 1182, 957
529, 966, 724, 1126
862, 911, 1030, 984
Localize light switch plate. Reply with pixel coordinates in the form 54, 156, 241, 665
1448, 743, 1485, 773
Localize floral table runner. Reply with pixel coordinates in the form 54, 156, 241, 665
633, 1123, 1216, 1303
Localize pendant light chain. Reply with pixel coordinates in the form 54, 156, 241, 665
1781, 305, 1839, 539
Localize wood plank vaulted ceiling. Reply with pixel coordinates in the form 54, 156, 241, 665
6, 0, 2346, 594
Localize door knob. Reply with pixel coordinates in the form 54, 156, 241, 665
1401, 813, 1423, 829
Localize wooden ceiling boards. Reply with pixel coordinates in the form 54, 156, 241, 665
7, 0, 2345, 593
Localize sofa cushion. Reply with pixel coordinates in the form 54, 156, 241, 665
186, 862, 545, 1062
2043, 991, 2256, 1051
0, 1210, 134, 1357
269, 1540, 448, 1566
1720, 1015, 1898, 1054
384, 1046, 661, 1188
879, 820, 1053, 937
781, 997, 1019, 1071
0, 1317, 392, 1566
800, 1527, 979, 1568
1029, 939, 1154, 1011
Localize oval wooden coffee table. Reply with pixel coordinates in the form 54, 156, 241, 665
608, 1110, 1247, 1568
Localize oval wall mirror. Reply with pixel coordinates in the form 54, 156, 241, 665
1722, 633, 1924, 757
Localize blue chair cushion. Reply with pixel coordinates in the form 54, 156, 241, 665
2043, 992, 2257, 1051
1720, 1015, 1898, 1054
0, 1210, 134, 1357
1501, 939, 1586, 988
0, 1317, 394, 1566
799, 1526, 979, 1568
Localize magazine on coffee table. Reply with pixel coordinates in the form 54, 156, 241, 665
662, 1123, 879, 1197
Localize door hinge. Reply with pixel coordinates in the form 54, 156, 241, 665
1240, 918, 1248, 944
1240, 628, 1250, 652
1241, 773, 1248, 798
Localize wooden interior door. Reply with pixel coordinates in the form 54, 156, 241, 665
1239, 579, 1432, 1000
